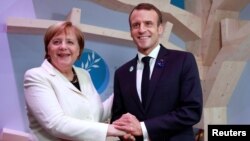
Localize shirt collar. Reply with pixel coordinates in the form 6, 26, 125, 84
138, 44, 161, 62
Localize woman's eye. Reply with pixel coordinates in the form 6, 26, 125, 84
67, 40, 74, 45
52, 40, 61, 45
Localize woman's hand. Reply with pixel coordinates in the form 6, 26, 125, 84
112, 113, 143, 136
107, 124, 135, 141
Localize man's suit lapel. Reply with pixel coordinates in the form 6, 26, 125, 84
128, 56, 145, 112
145, 46, 168, 111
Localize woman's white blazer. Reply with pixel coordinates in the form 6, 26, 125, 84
24, 59, 113, 141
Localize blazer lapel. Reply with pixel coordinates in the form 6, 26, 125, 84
145, 46, 168, 111
65, 78, 82, 95
42, 60, 82, 95
128, 56, 145, 112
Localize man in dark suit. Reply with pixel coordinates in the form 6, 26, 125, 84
111, 3, 203, 141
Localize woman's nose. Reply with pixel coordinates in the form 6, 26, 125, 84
59, 42, 67, 50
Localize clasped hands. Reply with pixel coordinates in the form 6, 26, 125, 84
112, 113, 143, 141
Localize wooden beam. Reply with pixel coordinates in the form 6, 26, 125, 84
66, 8, 81, 24
221, 18, 250, 47
203, 26, 250, 103
6, 7, 133, 42
202, 61, 246, 141
216, 0, 250, 11
205, 61, 246, 107
91, 0, 202, 41
201, 9, 239, 66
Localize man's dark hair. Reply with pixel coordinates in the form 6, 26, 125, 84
129, 3, 163, 27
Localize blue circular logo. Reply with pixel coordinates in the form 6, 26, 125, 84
74, 49, 109, 94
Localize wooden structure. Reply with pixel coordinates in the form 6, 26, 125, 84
6, 0, 250, 140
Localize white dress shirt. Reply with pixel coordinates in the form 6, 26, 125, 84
136, 44, 160, 141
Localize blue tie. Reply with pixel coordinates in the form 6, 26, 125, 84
141, 56, 151, 108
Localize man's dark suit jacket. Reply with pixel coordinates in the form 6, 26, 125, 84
111, 45, 203, 141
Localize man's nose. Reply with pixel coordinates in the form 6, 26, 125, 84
138, 24, 146, 32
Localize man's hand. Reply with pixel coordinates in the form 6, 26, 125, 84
107, 123, 135, 141
112, 113, 143, 136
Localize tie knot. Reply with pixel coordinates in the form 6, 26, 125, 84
142, 56, 151, 64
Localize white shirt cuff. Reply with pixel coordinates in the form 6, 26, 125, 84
140, 122, 150, 141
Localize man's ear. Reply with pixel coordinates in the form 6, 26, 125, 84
158, 24, 164, 35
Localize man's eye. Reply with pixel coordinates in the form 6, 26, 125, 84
132, 23, 139, 29
145, 22, 153, 27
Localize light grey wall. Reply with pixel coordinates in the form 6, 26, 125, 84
0, 0, 36, 132
228, 61, 250, 124
227, 3, 250, 124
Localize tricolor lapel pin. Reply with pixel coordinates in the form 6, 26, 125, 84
157, 59, 165, 68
